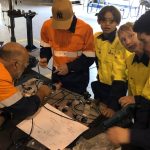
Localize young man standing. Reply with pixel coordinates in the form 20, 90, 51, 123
39, 0, 95, 95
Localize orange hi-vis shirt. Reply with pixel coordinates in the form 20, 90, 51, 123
0, 62, 22, 108
40, 18, 95, 67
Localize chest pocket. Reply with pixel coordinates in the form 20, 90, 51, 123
97, 40, 116, 63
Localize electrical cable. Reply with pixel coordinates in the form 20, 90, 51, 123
46, 89, 65, 99
37, 63, 40, 79
90, 105, 101, 115
46, 66, 53, 71
43, 105, 74, 121
50, 92, 70, 105
89, 66, 96, 70
72, 102, 96, 121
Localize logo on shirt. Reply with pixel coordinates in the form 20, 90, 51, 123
57, 11, 63, 19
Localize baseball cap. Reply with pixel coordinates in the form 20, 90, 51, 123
52, 0, 74, 30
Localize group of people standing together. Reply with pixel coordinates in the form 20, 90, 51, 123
1, 0, 150, 149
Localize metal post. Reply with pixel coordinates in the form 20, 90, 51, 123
8, 0, 16, 42
24, 11, 37, 51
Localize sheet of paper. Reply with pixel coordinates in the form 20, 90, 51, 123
17, 103, 88, 150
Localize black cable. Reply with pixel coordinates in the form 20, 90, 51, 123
74, 103, 84, 112
90, 105, 101, 116
89, 66, 96, 70
73, 103, 95, 118
50, 92, 71, 105
43, 105, 74, 121
46, 89, 65, 99
29, 119, 34, 136
72, 103, 96, 121
45, 88, 75, 106
46, 66, 53, 71
37, 64, 40, 79
63, 89, 83, 99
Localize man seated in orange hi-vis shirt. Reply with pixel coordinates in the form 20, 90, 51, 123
39, 0, 95, 95
0, 42, 52, 127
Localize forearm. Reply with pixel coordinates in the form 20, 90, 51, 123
1, 95, 41, 121
67, 54, 94, 72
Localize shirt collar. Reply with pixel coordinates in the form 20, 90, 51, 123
97, 29, 117, 43
68, 15, 77, 33
132, 53, 149, 66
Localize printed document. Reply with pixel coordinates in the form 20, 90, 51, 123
17, 103, 88, 150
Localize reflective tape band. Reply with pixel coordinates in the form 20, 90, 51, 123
53, 50, 82, 58
83, 51, 95, 57
40, 40, 50, 47
0, 91, 23, 108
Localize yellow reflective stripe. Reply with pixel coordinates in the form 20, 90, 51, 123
0, 91, 23, 108
83, 51, 95, 57
53, 51, 82, 57
40, 40, 50, 47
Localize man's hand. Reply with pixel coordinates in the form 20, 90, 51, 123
99, 103, 115, 118
106, 127, 130, 145
36, 85, 52, 101
53, 82, 62, 90
119, 96, 135, 107
39, 58, 48, 68
101, 107, 115, 118
54, 64, 69, 75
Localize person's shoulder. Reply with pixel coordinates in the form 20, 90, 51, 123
0, 62, 12, 81
126, 52, 135, 63
94, 32, 102, 38
128, 52, 135, 59
77, 18, 92, 30
42, 18, 52, 27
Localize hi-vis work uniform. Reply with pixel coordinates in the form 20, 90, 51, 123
92, 31, 131, 111
0, 62, 41, 121
127, 53, 150, 98
122, 53, 150, 150
40, 16, 95, 94
0, 63, 22, 108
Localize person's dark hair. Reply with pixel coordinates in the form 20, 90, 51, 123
133, 10, 150, 35
97, 6, 121, 24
